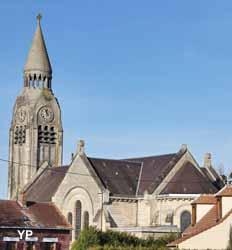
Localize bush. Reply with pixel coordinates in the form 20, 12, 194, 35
71, 227, 179, 250
71, 227, 100, 250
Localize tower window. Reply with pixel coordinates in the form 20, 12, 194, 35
14, 126, 26, 145
38, 125, 57, 144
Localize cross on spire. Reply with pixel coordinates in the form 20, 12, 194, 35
37, 14, 42, 23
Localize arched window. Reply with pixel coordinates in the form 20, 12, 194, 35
180, 210, 191, 232
83, 211, 89, 229
67, 212, 73, 241
75, 201, 82, 239
68, 212, 73, 225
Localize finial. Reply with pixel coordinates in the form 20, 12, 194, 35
181, 144, 188, 151
77, 140, 85, 155
204, 153, 212, 168
37, 14, 42, 24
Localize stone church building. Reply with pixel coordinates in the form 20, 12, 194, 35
8, 16, 224, 240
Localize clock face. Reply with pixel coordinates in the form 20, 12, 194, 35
16, 107, 26, 123
39, 106, 54, 123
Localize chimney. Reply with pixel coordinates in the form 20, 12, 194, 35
216, 196, 222, 221
204, 153, 212, 168
191, 204, 197, 226
77, 140, 85, 155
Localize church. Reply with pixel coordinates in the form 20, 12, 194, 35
7, 15, 224, 242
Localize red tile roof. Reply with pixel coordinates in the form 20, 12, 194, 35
216, 185, 232, 197
0, 200, 70, 230
192, 194, 217, 204
168, 205, 232, 247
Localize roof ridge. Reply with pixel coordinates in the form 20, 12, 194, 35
88, 157, 142, 164
88, 153, 176, 163
124, 153, 176, 160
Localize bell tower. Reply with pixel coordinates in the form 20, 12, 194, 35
8, 15, 63, 199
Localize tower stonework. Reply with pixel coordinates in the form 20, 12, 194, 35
8, 16, 63, 199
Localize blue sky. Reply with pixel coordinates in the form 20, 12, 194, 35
1, 1, 232, 198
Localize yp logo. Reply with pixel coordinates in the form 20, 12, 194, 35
17, 230, 33, 240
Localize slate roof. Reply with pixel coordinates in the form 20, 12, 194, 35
87, 147, 210, 196
0, 200, 70, 229
201, 167, 224, 190
160, 162, 218, 194
24, 148, 221, 200
25, 166, 69, 202
88, 158, 142, 196
125, 153, 177, 195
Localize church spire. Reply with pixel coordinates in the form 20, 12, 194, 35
24, 14, 52, 89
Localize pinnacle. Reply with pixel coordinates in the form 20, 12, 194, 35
24, 15, 52, 76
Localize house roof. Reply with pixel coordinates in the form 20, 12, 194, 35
0, 200, 70, 230
192, 194, 217, 205
161, 162, 218, 194
168, 204, 232, 247
216, 185, 232, 197
168, 189, 232, 247
88, 158, 142, 196
25, 166, 69, 202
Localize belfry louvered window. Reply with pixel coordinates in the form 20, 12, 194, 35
75, 201, 82, 239
38, 125, 56, 144
14, 126, 26, 144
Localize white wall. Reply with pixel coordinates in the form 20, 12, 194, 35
196, 204, 213, 222
179, 214, 232, 249
222, 197, 232, 217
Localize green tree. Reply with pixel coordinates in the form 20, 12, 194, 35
71, 226, 100, 250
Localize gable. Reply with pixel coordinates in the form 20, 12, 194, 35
161, 162, 218, 194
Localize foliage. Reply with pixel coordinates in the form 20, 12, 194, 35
88, 245, 167, 250
71, 227, 100, 250
71, 226, 179, 250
